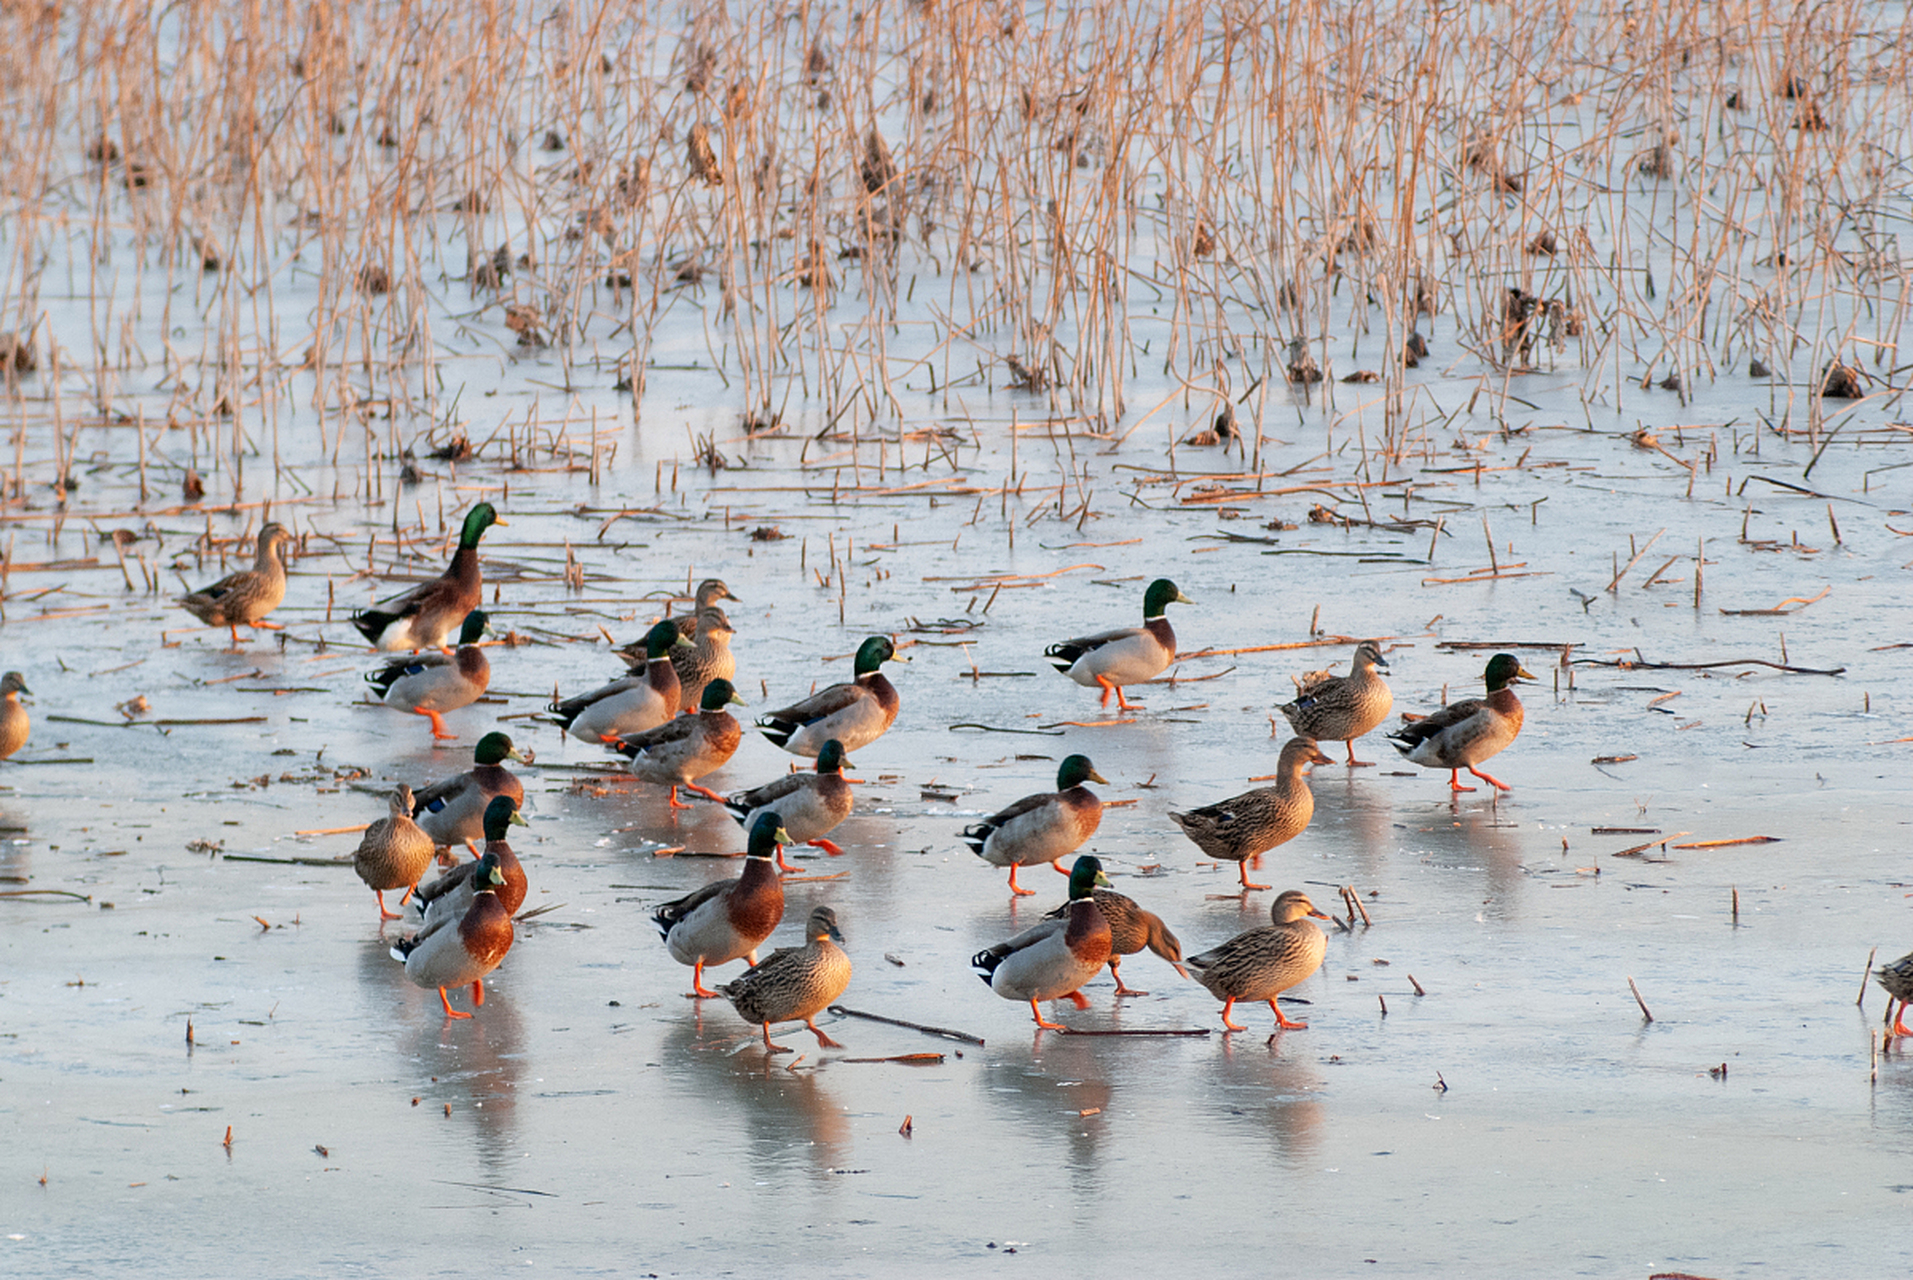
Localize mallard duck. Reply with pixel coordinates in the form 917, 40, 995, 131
178, 522, 294, 647
972, 855, 1113, 1029
718, 905, 852, 1052
722, 737, 854, 872
1388, 652, 1537, 792
654, 811, 788, 997
1044, 577, 1193, 710
1185, 888, 1329, 1031
962, 754, 1107, 896
1876, 951, 1913, 1038
1046, 887, 1187, 996
756, 635, 907, 756
610, 678, 744, 809
353, 502, 504, 652
351, 784, 437, 920
670, 577, 741, 640
365, 610, 492, 740
413, 795, 529, 930
390, 850, 514, 1019
1169, 737, 1332, 890
0, 671, 28, 760
1280, 640, 1393, 765
666, 605, 737, 713
551, 620, 688, 742
411, 731, 528, 850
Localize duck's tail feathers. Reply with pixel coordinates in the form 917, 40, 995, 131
958, 822, 993, 858
352, 610, 395, 645
754, 716, 797, 749
970, 947, 1006, 983
1042, 642, 1085, 674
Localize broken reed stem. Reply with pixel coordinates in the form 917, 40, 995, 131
1627, 976, 1654, 1023
1858, 946, 1876, 1009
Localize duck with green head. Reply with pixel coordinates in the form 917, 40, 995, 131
1186, 888, 1330, 1032
179, 523, 295, 648
390, 850, 514, 1019
1387, 652, 1536, 792
354, 502, 504, 652
1046, 885, 1187, 997
413, 794, 529, 931
756, 635, 906, 757
654, 811, 788, 998
962, 754, 1107, 896
973, 855, 1113, 1029
365, 609, 493, 740
1044, 577, 1193, 711
610, 678, 745, 809
718, 905, 852, 1052
411, 731, 529, 851
551, 619, 690, 742
722, 738, 855, 872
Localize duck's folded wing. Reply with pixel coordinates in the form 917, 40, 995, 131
762, 681, 862, 726
1044, 625, 1138, 664
1390, 696, 1487, 746
613, 713, 701, 754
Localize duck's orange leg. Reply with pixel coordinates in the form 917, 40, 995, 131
250, 620, 284, 631
1006, 865, 1035, 896
1061, 990, 1090, 1010
1095, 675, 1140, 710
686, 961, 720, 999
1892, 1000, 1913, 1038
1345, 740, 1374, 767
1271, 999, 1309, 1030
1051, 859, 1071, 875
1448, 769, 1477, 793
470, 979, 485, 1007
1218, 997, 1247, 1032
681, 781, 727, 803
774, 843, 800, 874
805, 1018, 844, 1048
437, 987, 472, 1019
1109, 960, 1147, 997
1467, 765, 1513, 791
1237, 861, 1271, 892
415, 708, 456, 740
227, 625, 243, 648
375, 890, 403, 921
1028, 999, 1066, 1030
760, 1023, 792, 1053
666, 786, 693, 810
807, 838, 846, 856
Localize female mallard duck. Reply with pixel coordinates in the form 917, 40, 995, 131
1185, 888, 1329, 1032
178, 522, 294, 647
1169, 737, 1332, 891
351, 784, 437, 920
670, 578, 741, 640
654, 811, 788, 997
666, 605, 737, 713
756, 635, 906, 756
1387, 652, 1536, 792
972, 855, 1113, 1029
723, 738, 854, 872
353, 502, 504, 652
610, 678, 745, 809
962, 754, 1107, 896
390, 851, 514, 1019
1279, 640, 1393, 765
551, 620, 688, 743
1047, 887, 1187, 996
1875, 951, 1913, 1038
717, 905, 852, 1052
1044, 577, 1193, 710
365, 610, 491, 740
411, 731, 529, 850
0, 671, 28, 760
413, 795, 529, 930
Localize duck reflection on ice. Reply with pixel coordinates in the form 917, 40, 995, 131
1200, 1038, 1325, 1163
977, 1035, 1117, 1197
654, 1014, 852, 1180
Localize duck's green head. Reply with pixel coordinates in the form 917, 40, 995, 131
816, 739, 851, 774
1143, 578, 1194, 619
473, 731, 526, 766
746, 810, 793, 857
644, 618, 692, 659
808, 905, 844, 944
700, 678, 745, 712
456, 610, 491, 647
474, 851, 508, 891
1483, 653, 1537, 691
854, 635, 906, 675
459, 502, 504, 548
1066, 854, 1112, 900
482, 794, 527, 842
1057, 754, 1108, 789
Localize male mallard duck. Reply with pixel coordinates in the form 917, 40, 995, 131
972, 855, 1113, 1029
551, 620, 689, 743
353, 502, 504, 652
1280, 640, 1393, 765
1875, 951, 1913, 1038
610, 678, 744, 809
1388, 652, 1536, 792
390, 851, 514, 1019
722, 737, 854, 872
411, 731, 529, 850
669, 577, 741, 640
1169, 737, 1332, 890
718, 905, 852, 1052
756, 635, 906, 756
178, 522, 294, 647
1044, 577, 1193, 710
654, 811, 788, 997
0, 671, 28, 760
962, 754, 1107, 896
1185, 888, 1329, 1032
365, 609, 492, 740
351, 784, 437, 920
1045, 887, 1186, 996
666, 605, 737, 713
413, 795, 529, 930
